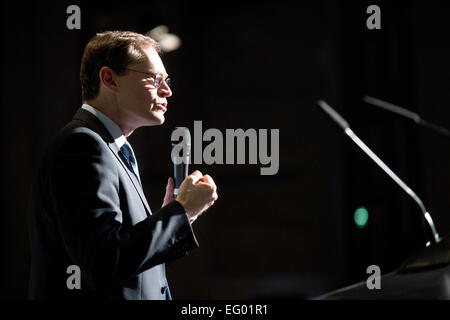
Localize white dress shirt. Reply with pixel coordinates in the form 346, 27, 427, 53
81, 104, 141, 182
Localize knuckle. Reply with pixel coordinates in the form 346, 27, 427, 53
185, 176, 193, 182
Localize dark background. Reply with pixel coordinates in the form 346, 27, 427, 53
1, 0, 449, 299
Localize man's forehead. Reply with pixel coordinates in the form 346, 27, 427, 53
134, 46, 167, 75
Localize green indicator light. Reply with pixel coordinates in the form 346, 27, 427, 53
354, 206, 369, 228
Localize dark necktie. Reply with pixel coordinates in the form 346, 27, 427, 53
120, 143, 141, 183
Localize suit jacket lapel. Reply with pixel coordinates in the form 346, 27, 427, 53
73, 108, 152, 216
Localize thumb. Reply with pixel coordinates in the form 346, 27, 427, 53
166, 177, 175, 197
162, 177, 174, 208
166, 177, 174, 190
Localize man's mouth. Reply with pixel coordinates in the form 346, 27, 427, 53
155, 103, 167, 112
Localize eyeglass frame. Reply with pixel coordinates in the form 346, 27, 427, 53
124, 68, 171, 88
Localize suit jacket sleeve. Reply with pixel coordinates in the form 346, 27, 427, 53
47, 129, 198, 290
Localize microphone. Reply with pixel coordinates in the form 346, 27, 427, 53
363, 96, 450, 138
317, 100, 441, 247
171, 127, 191, 199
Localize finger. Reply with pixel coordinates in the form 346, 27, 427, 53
197, 175, 217, 192
189, 170, 203, 183
198, 174, 214, 186
205, 175, 217, 191
195, 180, 217, 193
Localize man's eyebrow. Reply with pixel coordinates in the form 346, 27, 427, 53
149, 70, 169, 78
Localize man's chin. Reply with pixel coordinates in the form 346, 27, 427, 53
146, 113, 165, 126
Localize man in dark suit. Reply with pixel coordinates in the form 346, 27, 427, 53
28, 31, 218, 300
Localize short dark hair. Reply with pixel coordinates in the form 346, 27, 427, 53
80, 31, 160, 101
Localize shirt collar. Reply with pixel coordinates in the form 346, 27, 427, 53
81, 104, 127, 149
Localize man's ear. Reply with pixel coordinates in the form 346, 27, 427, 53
99, 66, 119, 94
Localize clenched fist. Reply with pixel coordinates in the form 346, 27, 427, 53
176, 170, 218, 223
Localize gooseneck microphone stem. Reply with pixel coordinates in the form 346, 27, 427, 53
363, 96, 450, 138
318, 100, 441, 246
344, 128, 440, 245
420, 119, 450, 138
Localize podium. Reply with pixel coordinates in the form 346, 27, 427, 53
315, 236, 450, 299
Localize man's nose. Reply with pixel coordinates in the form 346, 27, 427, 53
158, 81, 172, 98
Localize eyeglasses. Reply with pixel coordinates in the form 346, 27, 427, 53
125, 68, 171, 88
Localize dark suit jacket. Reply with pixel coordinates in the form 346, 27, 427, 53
28, 108, 199, 300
